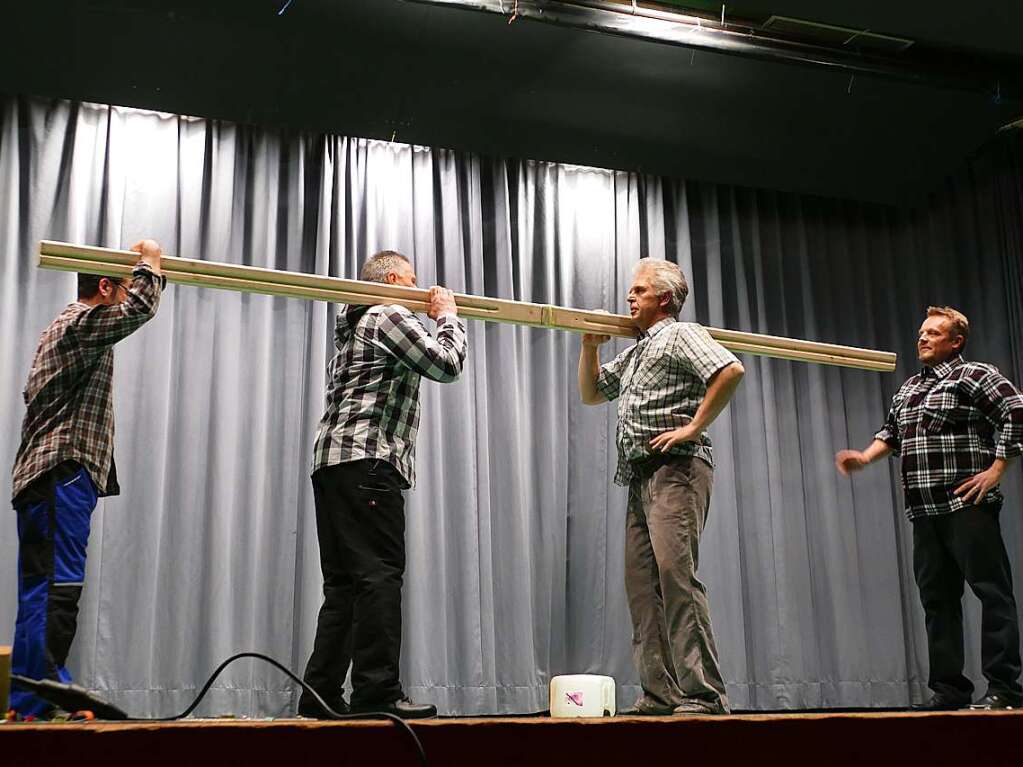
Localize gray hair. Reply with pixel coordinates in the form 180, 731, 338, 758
635, 258, 689, 316
361, 250, 411, 283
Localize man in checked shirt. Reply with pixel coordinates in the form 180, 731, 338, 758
579, 258, 745, 716
9, 239, 163, 717
837, 306, 1023, 711
299, 250, 466, 720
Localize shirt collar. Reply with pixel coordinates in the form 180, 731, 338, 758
639, 317, 677, 340
923, 354, 964, 379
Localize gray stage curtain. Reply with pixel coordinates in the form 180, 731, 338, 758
1, 94, 1021, 716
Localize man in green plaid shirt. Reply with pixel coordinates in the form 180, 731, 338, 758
301, 250, 466, 720
579, 258, 744, 716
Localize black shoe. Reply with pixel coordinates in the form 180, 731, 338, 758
350, 696, 437, 719
298, 695, 350, 718
910, 694, 970, 711
969, 693, 1022, 710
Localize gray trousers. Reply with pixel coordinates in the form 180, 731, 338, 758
625, 454, 729, 709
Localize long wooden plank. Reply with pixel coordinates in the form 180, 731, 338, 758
38, 241, 897, 371
550, 307, 895, 366
39, 241, 546, 326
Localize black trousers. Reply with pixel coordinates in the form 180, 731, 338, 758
912, 505, 1022, 702
300, 460, 406, 709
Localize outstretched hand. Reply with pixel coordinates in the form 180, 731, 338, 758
835, 449, 869, 476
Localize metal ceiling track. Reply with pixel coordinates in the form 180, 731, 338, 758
404, 0, 1010, 96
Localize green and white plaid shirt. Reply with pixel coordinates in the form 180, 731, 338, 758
312, 303, 467, 488
596, 318, 739, 486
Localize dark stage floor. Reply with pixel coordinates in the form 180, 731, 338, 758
3, 709, 1022, 767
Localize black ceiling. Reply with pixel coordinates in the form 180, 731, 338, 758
3, 0, 1022, 205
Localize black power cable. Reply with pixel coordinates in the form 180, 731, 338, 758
10, 675, 130, 720
13, 652, 427, 767
148, 652, 427, 767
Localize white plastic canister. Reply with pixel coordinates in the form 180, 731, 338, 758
549, 674, 616, 717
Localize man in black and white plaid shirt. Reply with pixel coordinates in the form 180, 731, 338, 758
9, 240, 163, 717
300, 250, 466, 720
579, 258, 745, 716
837, 306, 1023, 711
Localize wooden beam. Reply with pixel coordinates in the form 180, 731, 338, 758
38, 241, 897, 371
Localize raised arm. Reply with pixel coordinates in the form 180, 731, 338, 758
374, 288, 467, 383
578, 333, 611, 405
72, 239, 164, 350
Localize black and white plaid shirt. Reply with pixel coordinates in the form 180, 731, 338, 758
875, 355, 1023, 520
596, 318, 739, 486
312, 303, 467, 488
11, 267, 163, 504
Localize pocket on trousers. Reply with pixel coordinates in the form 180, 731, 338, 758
357, 481, 402, 511
356, 467, 401, 514
358, 482, 393, 493
52, 468, 96, 584
357, 460, 402, 493
357, 473, 399, 494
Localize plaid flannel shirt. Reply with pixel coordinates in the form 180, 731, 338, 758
875, 354, 1023, 520
596, 318, 739, 486
12, 266, 163, 504
312, 303, 467, 488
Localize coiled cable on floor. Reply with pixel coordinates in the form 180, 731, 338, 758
145, 651, 427, 767
12, 651, 427, 766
